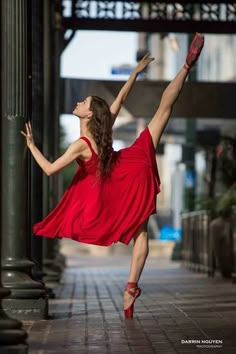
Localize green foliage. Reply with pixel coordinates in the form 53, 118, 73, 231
196, 187, 236, 218
196, 194, 218, 218
217, 136, 236, 187
199, 135, 236, 218
216, 188, 236, 217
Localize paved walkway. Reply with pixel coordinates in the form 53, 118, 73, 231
24, 250, 236, 354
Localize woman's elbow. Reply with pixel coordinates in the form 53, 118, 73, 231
45, 168, 54, 176
44, 162, 57, 176
45, 170, 52, 176
45, 167, 60, 176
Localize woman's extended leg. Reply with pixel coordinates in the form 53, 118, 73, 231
148, 33, 204, 149
123, 220, 149, 311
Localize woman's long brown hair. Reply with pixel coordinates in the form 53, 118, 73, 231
88, 96, 113, 178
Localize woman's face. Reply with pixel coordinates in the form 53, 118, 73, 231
73, 96, 92, 118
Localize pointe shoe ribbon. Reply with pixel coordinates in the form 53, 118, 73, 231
184, 32, 204, 71
124, 282, 141, 319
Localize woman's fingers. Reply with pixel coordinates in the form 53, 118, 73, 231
28, 121, 32, 133
144, 57, 155, 64
21, 121, 33, 139
25, 121, 33, 136
25, 122, 30, 135
142, 52, 150, 60
140, 52, 153, 62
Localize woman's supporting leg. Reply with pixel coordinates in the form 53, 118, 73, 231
128, 225, 149, 284
124, 220, 149, 310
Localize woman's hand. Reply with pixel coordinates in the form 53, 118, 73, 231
135, 53, 155, 74
21, 121, 34, 148
110, 53, 154, 124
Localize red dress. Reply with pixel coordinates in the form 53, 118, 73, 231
33, 127, 161, 246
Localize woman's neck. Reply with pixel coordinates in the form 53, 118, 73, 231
80, 120, 93, 139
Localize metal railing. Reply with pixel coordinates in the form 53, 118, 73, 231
182, 210, 210, 273
182, 208, 236, 280
232, 207, 236, 283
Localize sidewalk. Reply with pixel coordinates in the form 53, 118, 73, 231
24, 242, 236, 354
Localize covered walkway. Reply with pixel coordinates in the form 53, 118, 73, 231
24, 242, 236, 354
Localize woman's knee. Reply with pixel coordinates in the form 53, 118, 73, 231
133, 229, 147, 240
133, 230, 149, 257
133, 219, 148, 240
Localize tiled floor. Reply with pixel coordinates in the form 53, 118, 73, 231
24, 253, 236, 354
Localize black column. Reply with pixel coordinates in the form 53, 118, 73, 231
1, 0, 47, 321
50, 0, 66, 279
42, 0, 65, 284
0, 1, 28, 350
31, 0, 46, 283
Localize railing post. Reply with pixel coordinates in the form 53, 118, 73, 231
182, 211, 211, 274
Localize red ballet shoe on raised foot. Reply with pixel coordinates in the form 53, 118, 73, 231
184, 32, 204, 71
124, 282, 141, 319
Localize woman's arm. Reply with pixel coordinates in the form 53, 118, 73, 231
110, 53, 154, 125
21, 122, 85, 176
148, 33, 204, 148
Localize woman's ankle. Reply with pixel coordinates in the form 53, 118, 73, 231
126, 282, 137, 290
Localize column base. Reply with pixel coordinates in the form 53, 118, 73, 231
43, 266, 61, 283
2, 296, 48, 321
0, 286, 28, 347
0, 327, 27, 344
0, 345, 28, 354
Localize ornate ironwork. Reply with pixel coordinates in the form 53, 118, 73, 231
62, 1, 236, 33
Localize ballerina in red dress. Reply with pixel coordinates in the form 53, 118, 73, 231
21, 33, 204, 319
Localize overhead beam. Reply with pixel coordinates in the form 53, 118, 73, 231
62, 18, 236, 35
62, 1, 236, 34
61, 79, 236, 119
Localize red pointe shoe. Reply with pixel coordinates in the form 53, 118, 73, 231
184, 32, 204, 71
124, 282, 141, 319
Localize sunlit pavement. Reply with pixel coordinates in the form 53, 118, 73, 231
24, 243, 236, 354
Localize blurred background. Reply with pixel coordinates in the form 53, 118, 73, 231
1, 1, 236, 334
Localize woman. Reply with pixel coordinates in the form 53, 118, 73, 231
21, 33, 204, 319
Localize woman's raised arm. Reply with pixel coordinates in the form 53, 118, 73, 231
110, 53, 154, 125
21, 122, 85, 176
